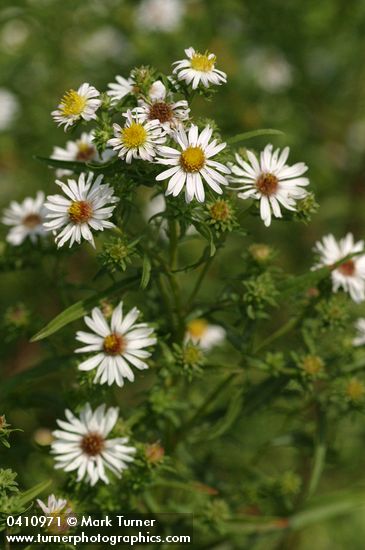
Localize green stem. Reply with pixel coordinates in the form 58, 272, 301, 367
306, 409, 327, 500
156, 274, 175, 329
254, 317, 299, 353
168, 218, 179, 271
4, 530, 10, 550
171, 373, 236, 450
187, 255, 214, 311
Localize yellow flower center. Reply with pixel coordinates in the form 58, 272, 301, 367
68, 201, 93, 224
300, 355, 324, 375
256, 173, 279, 196
190, 53, 216, 72
183, 343, 204, 366
103, 333, 125, 355
76, 142, 96, 161
122, 123, 147, 149
80, 432, 105, 456
23, 213, 41, 228
249, 244, 271, 262
346, 378, 365, 401
60, 90, 86, 117
187, 319, 208, 339
209, 200, 231, 222
180, 146, 205, 173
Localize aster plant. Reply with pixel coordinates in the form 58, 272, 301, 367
3, 47, 365, 549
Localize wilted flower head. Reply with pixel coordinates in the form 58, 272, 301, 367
37, 495, 75, 533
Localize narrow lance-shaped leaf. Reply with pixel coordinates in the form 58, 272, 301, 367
141, 254, 152, 289
206, 387, 244, 440
227, 128, 284, 145
18, 479, 52, 508
34, 155, 120, 174
31, 274, 140, 342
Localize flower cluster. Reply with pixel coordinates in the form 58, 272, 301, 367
3, 47, 365, 512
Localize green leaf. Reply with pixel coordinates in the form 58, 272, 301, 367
290, 491, 365, 530
18, 479, 52, 508
227, 129, 284, 145
279, 266, 329, 297
141, 254, 152, 289
31, 274, 140, 342
207, 387, 244, 439
279, 250, 364, 298
34, 156, 119, 174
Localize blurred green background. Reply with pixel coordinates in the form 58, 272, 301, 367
1, 1, 365, 548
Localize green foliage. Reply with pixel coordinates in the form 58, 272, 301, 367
2, 1, 365, 548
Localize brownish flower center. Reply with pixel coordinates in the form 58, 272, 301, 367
148, 102, 173, 123
256, 173, 279, 196
76, 143, 96, 161
23, 213, 41, 228
103, 333, 125, 355
338, 260, 355, 277
80, 432, 105, 456
68, 201, 93, 224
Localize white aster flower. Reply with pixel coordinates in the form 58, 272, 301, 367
52, 83, 101, 130
312, 233, 365, 303
51, 132, 113, 177
75, 301, 156, 387
136, 0, 185, 32
244, 49, 293, 93
156, 124, 230, 203
353, 319, 365, 347
43, 172, 118, 248
134, 80, 190, 133
107, 74, 135, 104
51, 404, 135, 486
172, 47, 227, 89
2, 192, 46, 246
78, 27, 129, 63
37, 495, 75, 533
185, 319, 226, 350
107, 108, 166, 163
229, 144, 309, 227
